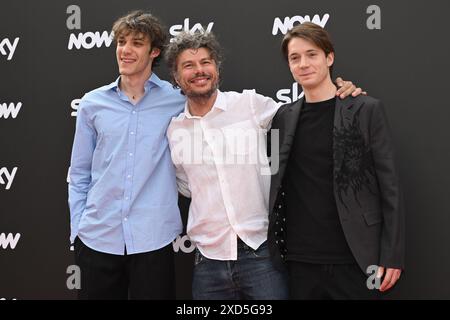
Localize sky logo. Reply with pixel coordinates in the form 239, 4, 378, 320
169, 18, 214, 41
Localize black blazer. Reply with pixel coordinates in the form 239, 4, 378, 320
268, 95, 405, 274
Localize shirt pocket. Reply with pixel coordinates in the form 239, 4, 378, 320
362, 210, 383, 226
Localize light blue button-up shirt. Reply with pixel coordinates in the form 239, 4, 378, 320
68, 73, 185, 255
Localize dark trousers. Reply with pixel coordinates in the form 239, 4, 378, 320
74, 237, 175, 300
287, 261, 382, 300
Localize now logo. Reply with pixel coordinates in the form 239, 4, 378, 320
0, 102, 22, 119
169, 18, 214, 41
66, 5, 113, 50
0, 233, 21, 249
272, 14, 330, 35
68, 31, 113, 50
172, 234, 196, 253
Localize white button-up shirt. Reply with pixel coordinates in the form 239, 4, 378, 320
167, 90, 280, 260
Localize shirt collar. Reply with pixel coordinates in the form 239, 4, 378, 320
181, 90, 226, 119
103, 72, 164, 92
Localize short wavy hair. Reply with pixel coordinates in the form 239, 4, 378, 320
281, 22, 335, 75
164, 31, 223, 88
112, 10, 167, 68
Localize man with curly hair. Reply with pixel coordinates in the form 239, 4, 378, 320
165, 31, 361, 299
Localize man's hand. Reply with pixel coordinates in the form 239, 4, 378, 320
335, 77, 367, 99
377, 266, 402, 292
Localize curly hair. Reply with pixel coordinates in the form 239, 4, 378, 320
112, 10, 167, 67
164, 31, 223, 88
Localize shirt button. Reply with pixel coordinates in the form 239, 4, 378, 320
125, 197, 129, 200
127, 175, 131, 179
124, 217, 128, 221
130, 131, 135, 135
132, 111, 136, 114
129, 153, 133, 156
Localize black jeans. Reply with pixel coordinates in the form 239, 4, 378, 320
74, 237, 175, 299
287, 261, 382, 300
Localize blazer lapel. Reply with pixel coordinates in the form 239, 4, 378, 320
269, 97, 303, 213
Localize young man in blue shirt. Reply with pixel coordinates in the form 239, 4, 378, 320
68, 10, 185, 299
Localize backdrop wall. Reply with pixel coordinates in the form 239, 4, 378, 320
1, 0, 449, 299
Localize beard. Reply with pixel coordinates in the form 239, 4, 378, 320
185, 83, 218, 99
182, 74, 219, 100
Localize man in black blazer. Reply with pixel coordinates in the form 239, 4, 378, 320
268, 22, 405, 299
